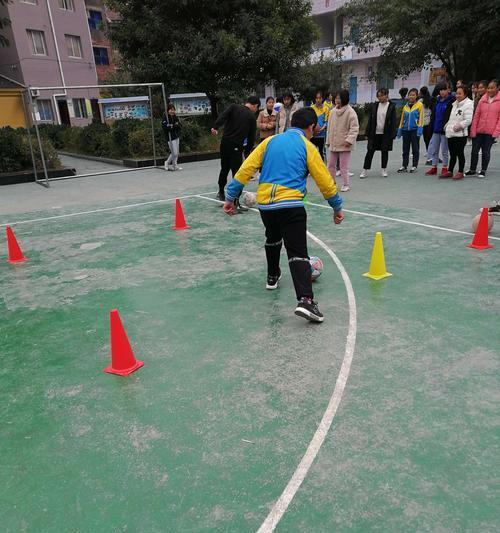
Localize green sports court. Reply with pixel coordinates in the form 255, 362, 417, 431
1, 147, 499, 532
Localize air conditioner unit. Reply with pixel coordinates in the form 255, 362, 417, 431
30, 89, 40, 98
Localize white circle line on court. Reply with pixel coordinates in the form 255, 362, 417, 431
0, 192, 216, 228
307, 201, 500, 242
195, 194, 357, 533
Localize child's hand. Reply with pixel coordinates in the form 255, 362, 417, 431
333, 210, 344, 224
223, 201, 237, 215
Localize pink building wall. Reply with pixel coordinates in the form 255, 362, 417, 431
0, 0, 99, 125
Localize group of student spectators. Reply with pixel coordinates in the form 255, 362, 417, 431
162, 78, 499, 197
394, 79, 500, 180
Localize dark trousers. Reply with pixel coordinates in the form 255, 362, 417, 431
447, 137, 467, 173
402, 130, 420, 168
218, 138, 243, 193
363, 134, 389, 169
423, 124, 432, 151
470, 133, 495, 172
311, 137, 326, 161
260, 207, 312, 300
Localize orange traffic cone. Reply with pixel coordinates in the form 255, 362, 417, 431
467, 207, 493, 250
104, 309, 144, 376
173, 198, 190, 230
6, 226, 27, 263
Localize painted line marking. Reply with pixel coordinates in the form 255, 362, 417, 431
307, 201, 500, 241
196, 194, 357, 532
0, 192, 217, 228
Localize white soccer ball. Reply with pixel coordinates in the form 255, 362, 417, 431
242, 191, 257, 208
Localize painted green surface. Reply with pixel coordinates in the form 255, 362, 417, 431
1, 194, 499, 532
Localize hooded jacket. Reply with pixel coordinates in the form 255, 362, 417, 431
444, 98, 474, 138
326, 105, 359, 152
471, 92, 500, 138
431, 93, 455, 134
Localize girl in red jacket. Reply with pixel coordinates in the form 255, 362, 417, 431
466, 79, 500, 178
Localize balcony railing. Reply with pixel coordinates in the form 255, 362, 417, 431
311, 44, 353, 62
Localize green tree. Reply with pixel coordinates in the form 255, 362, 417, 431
290, 56, 344, 102
339, 0, 500, 84
107, 0, 319, 117
0, 0, 11, 47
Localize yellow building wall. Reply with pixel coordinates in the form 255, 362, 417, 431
0, 90, 27, 128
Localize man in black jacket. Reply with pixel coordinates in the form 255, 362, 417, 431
211, 96, 259, 201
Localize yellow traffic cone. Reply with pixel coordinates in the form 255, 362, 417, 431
363, 231, 392, 280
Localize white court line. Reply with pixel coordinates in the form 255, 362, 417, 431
307, 201, 500, 242
0, 192, 216, 228
196, 194, 357, 532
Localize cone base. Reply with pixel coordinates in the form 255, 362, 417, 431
104, 359, 144, 376
467, 243, 493, 250
8, 257, 27, 264
172, 225, 190, 230
363, 272, 392, 280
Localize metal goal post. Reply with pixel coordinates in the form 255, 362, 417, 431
27, 82, 168, 188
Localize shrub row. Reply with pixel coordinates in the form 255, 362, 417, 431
0, 127, 61, 174
38, 116, 217, 160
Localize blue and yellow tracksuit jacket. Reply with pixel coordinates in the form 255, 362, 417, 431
225, 127, 343, 212
312, 103, 330, 137
397, 101, 424, 136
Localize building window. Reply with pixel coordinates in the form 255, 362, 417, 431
58, 0, 74, 11
334, 16, 344, 45
37, 100, 53, 121
93, 46, 109, 66
377, 72, 395, 90
73, 99, 88, 119
325, 0, 330, 6
88, 10, 103, 30
21, 0, 38, 4
65, 34, 82, 58
27, 29, 47, 55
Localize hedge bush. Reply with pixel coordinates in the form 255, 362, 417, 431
34, 116, 215, 160
0, 127, 61, 173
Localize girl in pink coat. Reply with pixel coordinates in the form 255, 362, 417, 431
466, 79, 500, 178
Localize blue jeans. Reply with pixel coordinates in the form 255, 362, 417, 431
428, 133, 449, 166
402, 130, 420, 168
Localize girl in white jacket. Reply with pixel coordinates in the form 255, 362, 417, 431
443, 87, 474, 179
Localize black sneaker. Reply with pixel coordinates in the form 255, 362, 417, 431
266, 270, 281, 290
294, 297, 324, 323
397, 167, 407, 173
216, 191, 225, 201
464, 170, 476, 176
478, 170, 486, 178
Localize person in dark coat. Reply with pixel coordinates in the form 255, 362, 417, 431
360, 88, 397, 178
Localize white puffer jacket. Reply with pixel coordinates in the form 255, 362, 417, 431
445, 98, 474, 138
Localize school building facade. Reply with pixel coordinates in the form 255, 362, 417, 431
311, 0, 445, 103
0, 0, 118, 127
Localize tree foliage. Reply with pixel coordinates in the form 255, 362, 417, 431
290, 56, 344, 102
340, 0, 500, 83
107, 0, 319, 116
0, 0, 12, 47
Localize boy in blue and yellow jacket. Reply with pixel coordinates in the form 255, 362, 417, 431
223, 108, 344, 323
397, 88, 423, 172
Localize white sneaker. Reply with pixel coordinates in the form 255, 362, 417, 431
174, 166, 183, 171
340, 184, 350, 192
409, 166, 417, 173
359, 169, 368, 178
348, 171, 354, 177
335, 170, 341, 177
381, 169, 388, 177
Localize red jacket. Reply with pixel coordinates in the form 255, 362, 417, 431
471, 92, 500, 138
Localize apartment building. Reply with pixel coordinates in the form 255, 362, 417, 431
0, 0, 100, 125
85, 0, 118, 83
311, 0, 444, 103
